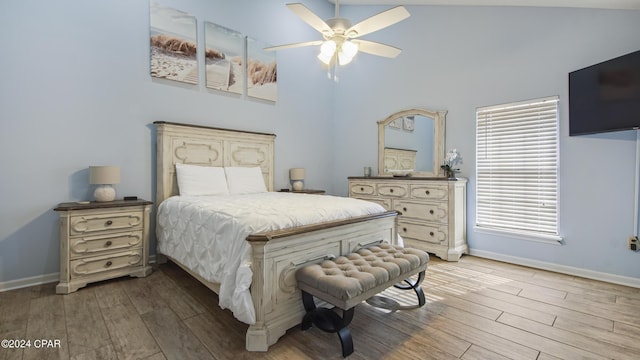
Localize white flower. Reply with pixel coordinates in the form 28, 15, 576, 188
444, 149, 462, 167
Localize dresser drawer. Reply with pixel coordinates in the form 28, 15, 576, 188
70, 231, 143, 258
350, 182, 375, 196
394, 200, 448, 223
398, 220, 448, 244
353, 196, 392, 210
377, 183, 409, 198
410, 184, 448, 201
70, 211, 144, 236
70, 250, 142, 279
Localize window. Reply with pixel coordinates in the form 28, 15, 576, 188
475, 96, 561, 242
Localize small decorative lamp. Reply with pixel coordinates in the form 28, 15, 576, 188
289, 168, 305, 191
89, 166, 120, 202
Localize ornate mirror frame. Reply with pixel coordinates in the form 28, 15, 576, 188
377, 108, 447, 177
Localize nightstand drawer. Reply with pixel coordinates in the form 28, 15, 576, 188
69, 211, 144, 236
70, 231, 143, 258
70, 250, 142, 279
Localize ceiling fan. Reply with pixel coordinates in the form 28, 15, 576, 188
265, 1, 410, 67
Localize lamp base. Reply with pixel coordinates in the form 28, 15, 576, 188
292, 180, 304, 191
94, 185, 116, 202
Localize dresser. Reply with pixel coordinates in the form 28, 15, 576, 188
54, 199, 153, 294
348, 177, 467, 261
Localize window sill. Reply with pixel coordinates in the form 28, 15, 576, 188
474, 226, 564, 245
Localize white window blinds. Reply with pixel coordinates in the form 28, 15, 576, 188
476, 96, 560, 239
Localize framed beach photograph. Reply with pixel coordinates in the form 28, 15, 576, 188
149, 2, 198, 84
246, 37, 277, 102
204, 22, 244, 95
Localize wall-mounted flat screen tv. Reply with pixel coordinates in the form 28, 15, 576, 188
569, 50, 640, 136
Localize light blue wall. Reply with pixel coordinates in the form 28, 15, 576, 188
332, 5, 640, 280
1, 1, 640, 285
0, 0, 335, 284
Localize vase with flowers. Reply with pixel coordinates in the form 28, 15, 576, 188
441, 149, 462, 179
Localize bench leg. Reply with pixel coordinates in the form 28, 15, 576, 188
393, 270, 426, 307
300, 290, 355, 357
367, 270, 427, 311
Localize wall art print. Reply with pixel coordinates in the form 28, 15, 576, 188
247, 37, 277, 102
204, 22, 244, 95
150, 2, 198, 84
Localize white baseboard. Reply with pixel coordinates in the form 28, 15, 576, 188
0, 272, 59, 292
469, 249, 640, 289
0, 254, 158, 293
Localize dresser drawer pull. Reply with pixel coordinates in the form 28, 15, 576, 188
429, 232, 435, 236
360, 187, 364, 191
105, 241, 113, 247
429, 210, 434, 214
425, 190, 430, 195
105, 261, 113, 268
403, 207, 407, 212
105, 220, 113, 226
390, 189, 394, 193
402, 227, 407, 232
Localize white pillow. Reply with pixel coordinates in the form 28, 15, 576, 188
224, 167, 267, 194
175, 163, 229, 196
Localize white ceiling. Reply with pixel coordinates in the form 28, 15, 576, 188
332, 0, 640, 10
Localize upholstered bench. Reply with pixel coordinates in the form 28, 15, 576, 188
296, 244, 429, 357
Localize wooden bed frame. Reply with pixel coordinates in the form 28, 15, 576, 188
154, 121, 398, 351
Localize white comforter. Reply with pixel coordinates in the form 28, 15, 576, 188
156, 192, 386, 324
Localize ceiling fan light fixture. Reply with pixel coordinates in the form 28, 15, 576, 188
342, 40, 358, 57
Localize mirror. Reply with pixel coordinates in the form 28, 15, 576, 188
378, 108, 446, 177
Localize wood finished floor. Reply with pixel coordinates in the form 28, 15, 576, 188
1, 255, 640, 360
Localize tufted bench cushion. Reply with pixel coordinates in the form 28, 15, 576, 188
296, 244, 429, 310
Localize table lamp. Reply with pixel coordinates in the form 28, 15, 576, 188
89, 166, 120, 202
289, 168, 305, 191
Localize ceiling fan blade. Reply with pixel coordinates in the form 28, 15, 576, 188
352, 40, 402, 58
286, 3, 333, 35
264, 40, 323, 52
347, 6, 410, 38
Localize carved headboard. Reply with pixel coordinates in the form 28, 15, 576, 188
154, 121, 276, 205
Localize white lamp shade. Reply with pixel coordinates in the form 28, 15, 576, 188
89, 166, 120, 185
289, 168, 305, 181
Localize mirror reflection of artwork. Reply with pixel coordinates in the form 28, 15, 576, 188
403, 116, 415, 132
150, 3, 198, 84
247, 37, 277, 102
205, 22, 244, 95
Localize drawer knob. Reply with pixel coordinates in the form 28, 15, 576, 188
105, 220, 113, 226
430, 232, 435, 236
403, 207, 407, 212
105, 241, 112, 247
105, 261, 113, 268
425, 190, 430, 195
360, 187, 364, 191
402, 227, 407, 232
390, 189, 394, 193
429, 210, 434, 214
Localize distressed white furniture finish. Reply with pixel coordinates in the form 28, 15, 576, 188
349, 177, 467, 261
154, 121, 398, 352
55, 200, 153, 294
383, 147, 417, 171
378, 108, 446, 177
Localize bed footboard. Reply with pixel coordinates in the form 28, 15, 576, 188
245, 211, 398, 351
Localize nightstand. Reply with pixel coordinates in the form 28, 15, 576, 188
54, 199, 153, 294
